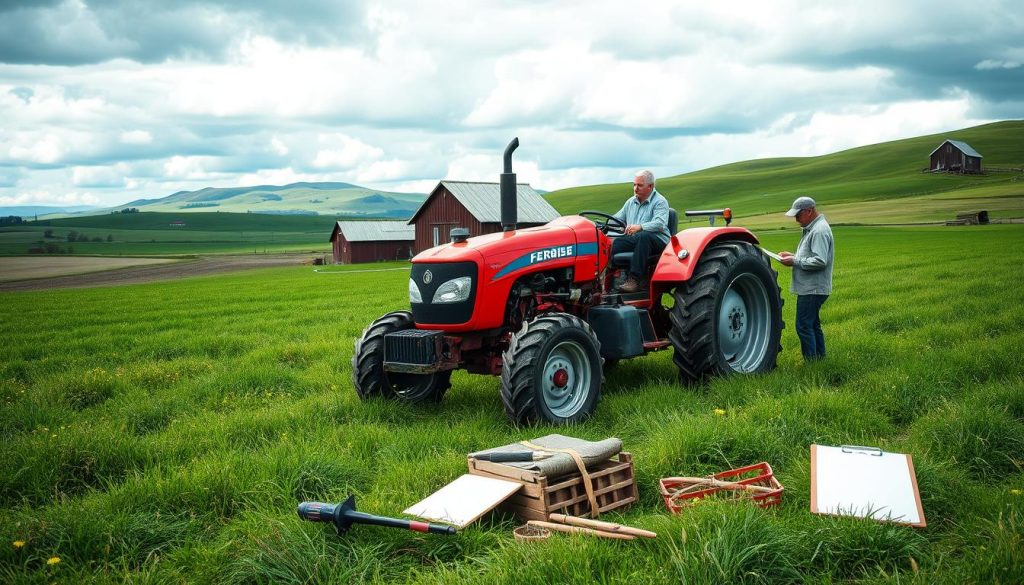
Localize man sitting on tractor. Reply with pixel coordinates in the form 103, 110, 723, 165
611, 170, 672, 293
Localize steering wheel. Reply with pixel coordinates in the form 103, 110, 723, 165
579, 210, 627, 235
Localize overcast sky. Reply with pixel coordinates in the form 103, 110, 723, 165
1, 0, 1022, 208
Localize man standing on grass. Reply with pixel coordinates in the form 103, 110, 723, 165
779, 196, 834, 361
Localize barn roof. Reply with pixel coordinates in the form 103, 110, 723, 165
930, 139, 983, 158
330, 220, 415, 242
407, 181, 560, 225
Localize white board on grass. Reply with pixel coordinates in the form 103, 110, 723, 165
810, 444, 926, 527
403, 474, 522, 528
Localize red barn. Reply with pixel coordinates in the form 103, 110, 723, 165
329, 220, 415, 264
407, 180, 559, 253
930, 139, 983, 173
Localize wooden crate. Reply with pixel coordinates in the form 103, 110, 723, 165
467, 452, 638, 521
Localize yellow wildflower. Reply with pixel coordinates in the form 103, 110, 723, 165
714, 408, 726, 416
1011, 489, 1022, 496
47, 556, 60, 565
13, 540, 25, 548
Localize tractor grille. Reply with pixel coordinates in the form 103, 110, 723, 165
384, 329, 444, 366
410, 261, 477, 325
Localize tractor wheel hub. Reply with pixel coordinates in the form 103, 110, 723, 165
552, 368, 569, 388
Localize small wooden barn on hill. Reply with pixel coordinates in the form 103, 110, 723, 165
329, 220, 415, 264
930, 139, 983, 173
407, 180, 560, 253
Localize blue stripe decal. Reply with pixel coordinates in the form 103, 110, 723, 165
492, 242, 598, 281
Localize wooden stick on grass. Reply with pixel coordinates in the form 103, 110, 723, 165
527, 520, 636, 540
548, 514, 657, 538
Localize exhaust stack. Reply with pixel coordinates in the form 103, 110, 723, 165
500, 137, 519, 232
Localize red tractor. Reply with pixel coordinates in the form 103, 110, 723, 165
354, 138, 783, 425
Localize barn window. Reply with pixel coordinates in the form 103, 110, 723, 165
433, 227, 440, 247
946, 145, 951, 153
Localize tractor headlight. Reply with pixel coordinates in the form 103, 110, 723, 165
408, 278, 423, 303
432, 276, 472, 304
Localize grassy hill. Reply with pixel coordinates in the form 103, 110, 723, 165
114, 182, 426, 218
546, 120, 1024, 228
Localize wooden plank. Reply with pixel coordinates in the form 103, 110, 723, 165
468, 469, 546, 498
544, 462, 631, 491
598, 496, 636, 513
505, 492, 546, 508
468, 459, 544, 484
502, 503, 548, 521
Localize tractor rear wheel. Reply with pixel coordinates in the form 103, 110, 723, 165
352, 311, 452, 403
501, 313, 603, 426
669, 241, 783, 383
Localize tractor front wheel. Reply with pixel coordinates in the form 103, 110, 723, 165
352, 311, 452, 403
501, 313, 603, 425
669, 241, 783, 383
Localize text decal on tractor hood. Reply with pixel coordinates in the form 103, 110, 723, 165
492, 242, 598, 280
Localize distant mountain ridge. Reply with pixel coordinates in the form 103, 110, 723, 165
0, 205, 100, 218
112, 181, 427, 218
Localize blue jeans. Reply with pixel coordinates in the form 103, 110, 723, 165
796, 294, 828, 360
611, 231, 667, 280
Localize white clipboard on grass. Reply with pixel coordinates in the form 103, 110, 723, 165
403, 474, 522, 528
810, 444, 926, 527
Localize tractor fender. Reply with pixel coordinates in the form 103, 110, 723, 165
650, 227, 761, 286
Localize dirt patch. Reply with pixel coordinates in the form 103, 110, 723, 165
0, 256, 178, 282
0, 254, 308, 292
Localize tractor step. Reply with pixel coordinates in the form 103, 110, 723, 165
384, 329, 445, 372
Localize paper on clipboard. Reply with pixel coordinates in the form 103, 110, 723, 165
810, 444, 926, 527
760, 247, 784, 263
403, 474, 522, 528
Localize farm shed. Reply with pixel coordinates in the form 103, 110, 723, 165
929, 139, 983, 173
407, 180, 560, 253
329, 220, 415, 264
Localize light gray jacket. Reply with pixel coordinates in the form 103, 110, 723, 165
612, 190, 671, 244
791, 214, 834, 295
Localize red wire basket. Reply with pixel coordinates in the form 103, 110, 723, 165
660, 462, 784, 512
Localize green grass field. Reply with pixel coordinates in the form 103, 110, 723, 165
0, 212, 334, 256
1, 225, 1022, 584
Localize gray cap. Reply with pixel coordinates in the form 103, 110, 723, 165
785, 196, 816, 217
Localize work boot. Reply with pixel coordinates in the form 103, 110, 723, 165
618, 276, 645, 293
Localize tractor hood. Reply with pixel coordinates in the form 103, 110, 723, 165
414, 224, 573, 262
412, 216, 603, 285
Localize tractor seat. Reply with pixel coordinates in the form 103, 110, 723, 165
611, 208, 677, 268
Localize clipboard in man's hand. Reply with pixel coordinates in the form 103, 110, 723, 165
760, 247, 784, 263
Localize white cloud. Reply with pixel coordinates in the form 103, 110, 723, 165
312, 134, 384, 169
0, 190, 100, 206
7, 133, 65, 165
354, 159, 409, 183
975, 59, 1021, 70
270, 136, 289, 156
387, 178, 440, 194
163, 156, 223, 181
120, 130, 153, 144
235, 167, 321, 187
72, 164, 128, 187
0, 0, 1020, 207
